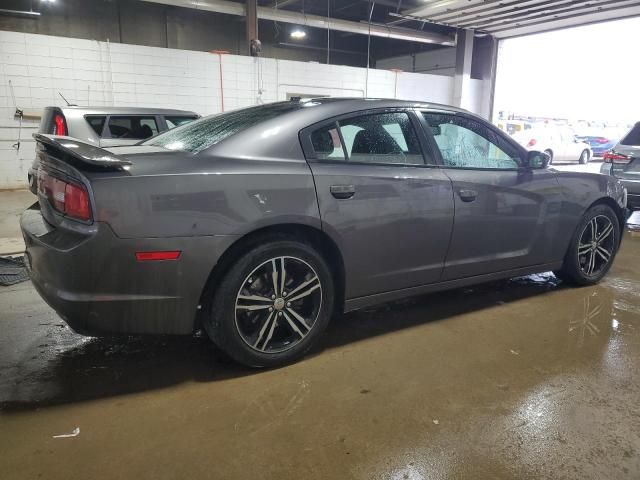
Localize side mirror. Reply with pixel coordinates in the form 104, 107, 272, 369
526, 150, 550, 169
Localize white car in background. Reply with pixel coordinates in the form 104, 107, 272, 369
512, 126, 592, 164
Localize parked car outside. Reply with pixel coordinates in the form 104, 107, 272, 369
600, 122, 640, 210
512, 126, 592, 164
496, 120, 533, 135
21, 99, 627, 367
575, 127, 620, 157
28, 106, 199, 192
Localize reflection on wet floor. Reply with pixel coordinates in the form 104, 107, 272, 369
1, 220, 639, 479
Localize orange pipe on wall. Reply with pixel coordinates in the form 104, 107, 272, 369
210, 50, 228, 112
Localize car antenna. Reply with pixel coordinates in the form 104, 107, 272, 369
58, 92, 77, 107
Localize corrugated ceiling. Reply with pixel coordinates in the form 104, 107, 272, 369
401, 0, 640, 38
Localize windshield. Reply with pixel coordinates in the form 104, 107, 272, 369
143, 102, 302, 153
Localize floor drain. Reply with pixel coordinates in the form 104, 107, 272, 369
0, 256, 29, 286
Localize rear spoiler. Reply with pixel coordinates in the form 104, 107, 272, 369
33, 134, 132, 169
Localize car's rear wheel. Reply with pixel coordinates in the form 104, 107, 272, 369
579, 149, 589, 164
554, 204, 620, 285
544, 149, 554, 164
203, 239, 334, 367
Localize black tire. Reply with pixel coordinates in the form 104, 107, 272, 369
203, 239, 334, 368
544, 149, 554, 164
579, 149, 589, 164
554, 204, 620, 285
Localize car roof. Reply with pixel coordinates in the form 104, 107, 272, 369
50, 106, 199, 116
197, 98, 505, 161
296, 97, 469, 114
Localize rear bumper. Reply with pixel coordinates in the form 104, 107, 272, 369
620, 179, 640, 210
21, 205, 236, 335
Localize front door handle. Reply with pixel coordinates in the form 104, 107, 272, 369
458, 189, 477, 202
330, 184, 355, 199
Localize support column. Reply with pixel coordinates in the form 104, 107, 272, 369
246, 0, 258, 56
484, 36, 499, 121
453, 28, 474, 111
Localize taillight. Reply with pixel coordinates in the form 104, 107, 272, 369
603, 151, 631, 164
38, 170, 91, 221
595, 137, 609, 144
527, 138, 537, 147
53, 114, 67, 136
64, 182, 91, 221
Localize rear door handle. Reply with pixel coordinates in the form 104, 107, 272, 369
458, 189, 477, 202
330, 184, 355, 199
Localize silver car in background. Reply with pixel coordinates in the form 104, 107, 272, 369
28, 106, 199, 192
512, 126, 592, 164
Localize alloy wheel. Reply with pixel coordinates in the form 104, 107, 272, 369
577, 215, 615, 277
235, 256, 322, 353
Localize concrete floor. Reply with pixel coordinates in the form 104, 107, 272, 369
0, 189, 33, 255
1, 183, 640, 479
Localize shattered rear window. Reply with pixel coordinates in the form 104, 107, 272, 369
143, 103, 302, 153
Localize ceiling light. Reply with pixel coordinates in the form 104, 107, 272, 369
290, 29, 306, 39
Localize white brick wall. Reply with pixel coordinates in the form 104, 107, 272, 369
0, 30, 475, 189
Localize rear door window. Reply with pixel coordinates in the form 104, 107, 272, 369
338, 111, 426, 165
107, 116, 159, 139
310, 124, 345, 160
85, 116, 106, 136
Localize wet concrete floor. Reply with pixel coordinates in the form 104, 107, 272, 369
1, 215, 640, 479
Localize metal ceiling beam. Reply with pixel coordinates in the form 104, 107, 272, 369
458, 0, 625, 28
141, 0, 455, 45
488, 1, 640, 32
0, 8, 41, 17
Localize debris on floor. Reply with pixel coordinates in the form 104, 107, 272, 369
52, 427, 80, 439
0, 256, 29, 286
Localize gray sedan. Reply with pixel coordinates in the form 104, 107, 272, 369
21, 99, 628, 367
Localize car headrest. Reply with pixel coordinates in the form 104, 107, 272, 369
312, 130, 334, 154
352, 128, 401, 155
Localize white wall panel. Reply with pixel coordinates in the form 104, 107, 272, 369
0, 30, 484, 189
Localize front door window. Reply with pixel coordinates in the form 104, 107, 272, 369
421, 112, 521, 169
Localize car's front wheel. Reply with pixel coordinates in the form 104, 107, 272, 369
203, 239, 334, 367
554, 204, 620, 285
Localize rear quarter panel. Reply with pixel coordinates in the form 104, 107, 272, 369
90, 155, 321, 239
554, 171, 627, 251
